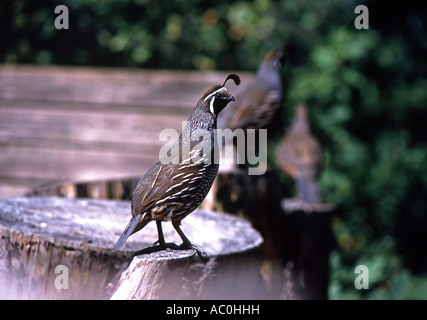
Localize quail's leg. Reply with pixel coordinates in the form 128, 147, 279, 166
153, 220, 166, 246
154, 220, 181, 249
136, 220, 207, 261
172, 220, 208, 261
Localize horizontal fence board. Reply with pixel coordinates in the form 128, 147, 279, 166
0, 65, 253, 199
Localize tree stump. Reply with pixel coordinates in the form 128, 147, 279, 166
26, 178, 140, 201
212, 169, 335, 299
279, 199, 335, 300
25, 173, 336, 299
110, 209, 264, 300
0, 197, 134, 299
0, 196, 263, 300
214, 169, 284, 259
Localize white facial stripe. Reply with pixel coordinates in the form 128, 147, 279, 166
203, 87, 227, 102
209, 96, 216, 114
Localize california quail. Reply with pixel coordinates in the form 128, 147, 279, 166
217, 49, 284, 133
276, 104, 322, 203
114, 74, 240, 258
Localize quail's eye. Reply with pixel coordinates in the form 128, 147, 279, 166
215, 93, 221, 99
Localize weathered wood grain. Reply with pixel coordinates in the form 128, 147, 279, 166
0, 66, 251, 107
0, 196, 263, 300
0, 66, 254, 199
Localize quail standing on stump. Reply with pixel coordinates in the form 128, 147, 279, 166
114, 74, 241, 258
276, 104, 322, 203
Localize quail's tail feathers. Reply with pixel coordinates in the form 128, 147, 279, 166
113, 214, 146, 250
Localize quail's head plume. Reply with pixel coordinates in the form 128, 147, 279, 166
217, 49, 284, 132
276, 104, 322, 203
113, 74, 240, 259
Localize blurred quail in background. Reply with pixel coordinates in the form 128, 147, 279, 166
202, 50, 284, 210
215, 49, 284, 174
276, 104, 322, 203
218, 49, 284, 133
114, 74, 240, 258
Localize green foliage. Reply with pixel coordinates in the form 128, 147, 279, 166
2, 0, 427, 299
329, 237, 427, 300
0, 0, 284, 69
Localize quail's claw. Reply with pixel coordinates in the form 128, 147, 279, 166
194, 249, 209, 263
176, 243, 208, 263
134, 241, 208, 262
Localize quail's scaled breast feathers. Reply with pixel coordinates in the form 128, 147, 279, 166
114, 74, 240, 255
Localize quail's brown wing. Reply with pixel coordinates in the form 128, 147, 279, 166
277, 134, 298, 178
277, 133, 322, 202
220, 85, 281, 131
278, 134, 321, 174
292, 135, 321, 170
113, 161, 181, 249
131, 161, 181, 217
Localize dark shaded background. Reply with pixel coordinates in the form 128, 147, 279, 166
1, 0, 426, 299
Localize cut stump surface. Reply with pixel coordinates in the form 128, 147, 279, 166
0, 197, 263, 299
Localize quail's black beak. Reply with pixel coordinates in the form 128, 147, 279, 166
227, 94, 235, 102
